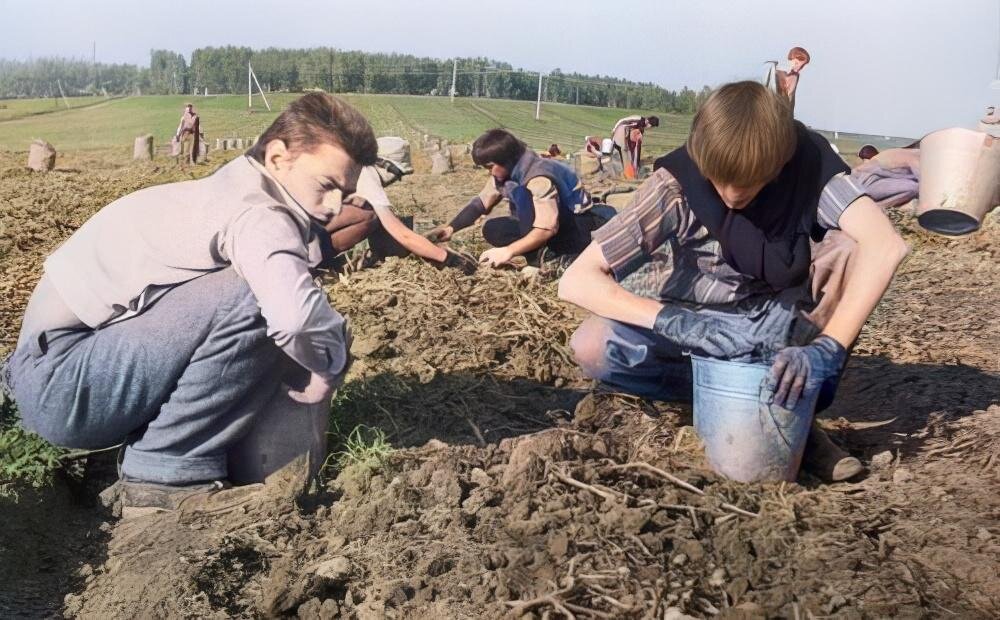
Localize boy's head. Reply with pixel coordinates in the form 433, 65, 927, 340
787, 46, 810, 72
688, 80, 796, 210
249, 92, 378, 219
472, 129, 527, 181
646, 115, 660, 128
857, 144, 879, 160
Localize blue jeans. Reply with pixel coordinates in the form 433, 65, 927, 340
570, 314, 843, 411
5, 268, 285, 485
570, 315, 693, 402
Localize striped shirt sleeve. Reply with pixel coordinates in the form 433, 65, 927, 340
592, 170, 684, 281
817, 172, 868, 230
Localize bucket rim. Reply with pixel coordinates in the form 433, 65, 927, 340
689, 353, 770, 371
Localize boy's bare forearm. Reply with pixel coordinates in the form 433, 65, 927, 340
559, 244, 662, 329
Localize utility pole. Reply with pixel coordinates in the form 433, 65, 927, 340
535, 72, 544, 120
248, 62, 252, 108
576, 85, 579, 105
450, 59, 457, 103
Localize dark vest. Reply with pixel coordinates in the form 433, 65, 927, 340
507, 150, 591, 223
654, 122, 849, 291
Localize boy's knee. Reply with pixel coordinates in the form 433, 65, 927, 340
570, 317, 614, 381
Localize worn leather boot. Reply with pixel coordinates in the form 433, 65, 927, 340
99, 478, 264, 520
802, 423, 864, 482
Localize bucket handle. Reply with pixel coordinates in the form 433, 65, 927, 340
758, 378, 797, 450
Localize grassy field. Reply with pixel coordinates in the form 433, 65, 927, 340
0, 95, 110, 122
0, 93, 692, 154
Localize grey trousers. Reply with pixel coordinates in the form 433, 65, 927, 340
6, 268, 284, 485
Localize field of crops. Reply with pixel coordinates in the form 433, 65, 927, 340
0, 93, 691, 154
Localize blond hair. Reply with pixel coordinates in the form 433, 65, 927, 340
687, 81, 796, 187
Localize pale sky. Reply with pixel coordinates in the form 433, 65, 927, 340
1, 0, 996, 138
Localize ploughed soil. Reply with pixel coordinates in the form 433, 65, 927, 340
0, 144, 998, 619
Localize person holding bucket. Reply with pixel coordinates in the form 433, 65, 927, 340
558, 81, 909, 482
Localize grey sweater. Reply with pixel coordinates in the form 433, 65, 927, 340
42, 155, 350, 382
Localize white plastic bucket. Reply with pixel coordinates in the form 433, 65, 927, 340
600, 138, 614, 155
917, 127, 1000, 236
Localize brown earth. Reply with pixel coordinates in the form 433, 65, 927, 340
0, 147, 998, 619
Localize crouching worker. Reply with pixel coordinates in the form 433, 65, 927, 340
0, 93, 374, 515
558, 82, 909, 482
426, 129, 613, 267
317, 163, 477, 274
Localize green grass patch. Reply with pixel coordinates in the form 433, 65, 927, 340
0, 396, 65, 500
324, 382, 396, 477
0, 95, 108, 122
330, 425, 393, 475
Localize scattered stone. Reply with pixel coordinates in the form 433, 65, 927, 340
708, 568, 726, 587
671, 553, 688, 566
310, 556, 352, 585
871, 450, 894, 470
133, 135, 154, 160
27, 139, 56, 171
892, 468, 914, 484
976, 527, 992, 541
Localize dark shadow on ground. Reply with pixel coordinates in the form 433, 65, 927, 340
0, 458, 114, 618
330, 371, 587, 449
819, 355, 999, 458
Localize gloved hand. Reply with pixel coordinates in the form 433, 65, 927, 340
652, 304, 758, 359
436, 249, 478, 275
767, 335, 847, 409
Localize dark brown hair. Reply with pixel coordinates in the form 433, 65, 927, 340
688, 81, 796, 186
472, 129, 527, 170
788, 46, 810, 64
250, 93, 378, 166
857, 144, 879, 160
646, 116, 660, 127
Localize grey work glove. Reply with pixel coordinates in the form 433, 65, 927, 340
767, 335, 847, 409
652, 304, 757, 359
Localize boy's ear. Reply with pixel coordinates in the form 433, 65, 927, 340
265, 139, 291, 171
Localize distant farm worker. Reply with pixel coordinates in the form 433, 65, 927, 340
316, 164, 477, 274
584, 135, 607, 172
764, 47, 811, 112
559, 81, 909, 482
857, 144, 879, 161
1, 93, 377, 515
611, 115, 659, 179
425, 129, 613, 267
980, 106, 1000, 137
175, 103, 201, 164
539, 143, 563, 159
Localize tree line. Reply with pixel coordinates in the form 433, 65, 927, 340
0, 47, 711, 113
